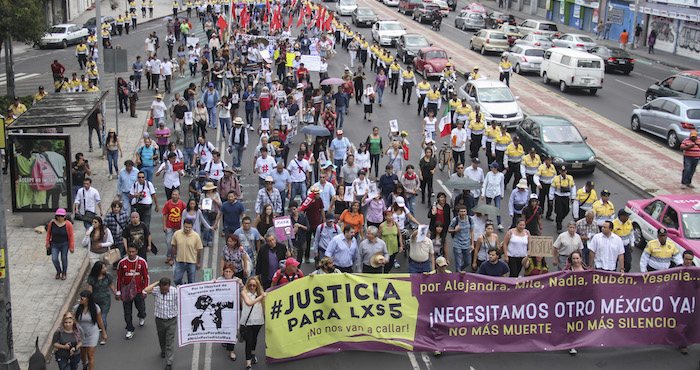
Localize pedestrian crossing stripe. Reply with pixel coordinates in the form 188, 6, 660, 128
0, 72, 41, 84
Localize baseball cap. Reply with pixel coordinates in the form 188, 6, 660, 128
618, 209, 631, 217
586, 181, 594, 188
436, 256, 448, 267
472, 157, 480, 163
325, 212, 334, 220
285, 258, 300, 267
601, 189, 611, 196
691, 130, 698, 137
336, 129, 343, 135
198, 170, 207, 178
208, 83, 214, 87
55, 208, 67, 216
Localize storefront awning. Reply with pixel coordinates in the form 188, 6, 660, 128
7, 91, 109, 130
632, 2, 700, 21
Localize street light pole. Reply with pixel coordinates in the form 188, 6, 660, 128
0, 170, 20, 370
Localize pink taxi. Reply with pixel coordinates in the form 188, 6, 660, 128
626, 195, 700, 258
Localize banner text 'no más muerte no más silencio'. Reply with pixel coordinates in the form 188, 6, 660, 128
264, 269, 700, 362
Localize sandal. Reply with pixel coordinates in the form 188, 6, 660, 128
55, 273, 61, 280
61, 274, 67, 280
229, 353, 237, 361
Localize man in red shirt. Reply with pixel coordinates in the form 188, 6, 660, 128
680, 130, 700, 189
295, 63, 309, 82
51, 59, 66, 82
162, 189, 186, 263
117, 244, 150, 339
271, 257, 304, 287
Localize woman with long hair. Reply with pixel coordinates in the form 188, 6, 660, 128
502, 218, 530, 277
563, 251, 589, 271
86, 261, 115, 344
523, 255, 549, 276
430, 222, 448, 261
217, 263, 244, 361
52, 312, 83, 370
221, 235, 248, 280
46, 208, 75, 280
176, 45, 187, 78
419, 147, 436, 204
472, 221, 499, 271
339, 201, 364, 240
182, 198, 213, 235
194, 100, 209, 138
162, 142, 184, 164
240, 277, 266, 370
365, 127, 383, 181
378, 210, 402, 273
82, 216, 114, 266
75, 290, 106, 370
104, 128, 123, 180
330, 185, 349, 222
254, 204, 274, 237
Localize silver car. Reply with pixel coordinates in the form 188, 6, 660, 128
454, 10, 485, 31
552, 33, 597, 51
630, 97, 700, 149
457, 80, 523, 127
336, 0, 358, 16
502, 45, 545, 74
514, 33, 554, 49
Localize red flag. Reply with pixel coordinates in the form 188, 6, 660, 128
296, 8, 304, 27
263, 0, 269, 22
239, 5, 248, 28
271, 5, 281, 30
323, 11, 333, 31
316, 6, 325, 29
217, 15, 227, 30
288, 11, 294, 29
304, 2, 312, 17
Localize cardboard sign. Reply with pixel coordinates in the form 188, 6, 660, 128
528, 236, 554, 257
274, 216, 295, 242
389, 120, 399, 133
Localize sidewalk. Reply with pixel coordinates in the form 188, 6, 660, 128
71, 0, 182, 29
361, 0, 699, 196
480, 0, 700, 71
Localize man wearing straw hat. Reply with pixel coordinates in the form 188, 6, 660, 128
358, 226, 388, 273
255, 176, 282, 216
227, 117, 248, 171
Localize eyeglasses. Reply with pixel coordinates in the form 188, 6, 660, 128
138, 176, 145, 179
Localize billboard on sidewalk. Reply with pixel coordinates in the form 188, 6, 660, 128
8, 134, 71, 213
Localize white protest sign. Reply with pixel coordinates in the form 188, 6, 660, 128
178, 281, 240, 346
184, 111, 194, 126
416, 225, 429, 242
389, 120, 399, 133
187, 37, 199, 48
260, 118, 270, 131
300, 55, 321, 71
367, 183, 379, 199
344, 186, 354, 202
201, 198, 213, 211
259, 49, 273, 63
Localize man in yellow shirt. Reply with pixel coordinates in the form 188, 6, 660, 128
454, 99, 471, 125
468, 108, 486, 159
415, 78, 431, 114
492, 124, 511, 170
423, 84, 441, 116
142, 0, 147, 17
469, 66, 481, 80
172, 0, 179, 17
86, 80, 99, 91
116, 14, 124, 36
484, 120, 498, 164
9, 97, 27, 116
388, 59, 401, 94
186, 1, 193, 17
548, 166, 576, 233
613, 209, 635, 273
591, 189, 614, 227
521, 148, 541, 193
33, 86, 47, 105
124, 12, 131, 34
75, 40, 88, 69
534, 155, 556, 219
401, 66, 416, 104
573, 180, 597, 220
640, 227, 682, 273
503, 136, 524, 189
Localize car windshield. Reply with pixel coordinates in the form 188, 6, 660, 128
524, 49, 545, 57
488, 32, 508, 40
576, 35, 595, 43
610, 49, 630, 58
535, 35, 552, 41
469, 3, 485, 12
357, 8, 373, 14
405, 37, 429, 47
48, 26, 67, 33
340, 0, 356, 5
539, 23, 558, 31
503, 26, 519, 33
469, 13, 483, 19
479, 87, 514, 103
577, 59, 601, 68
425, 50, 447, 59
682, 212, 700, 239
381, 23, 403, 30
542, 125, 584, 143
84, 18, 97, 26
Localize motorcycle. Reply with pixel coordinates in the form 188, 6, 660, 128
440, 75, 456, 101
431, 13, 442, 31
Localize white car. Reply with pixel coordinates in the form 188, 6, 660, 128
383, 0, 400, 6
552, 33, 597, 51
40, 24, 90, 49
517, 19, 559, 38
336, 0, 358, 16
371, 20, 406, 46
457, 80, 523, 128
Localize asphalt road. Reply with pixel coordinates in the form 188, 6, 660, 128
9, 5, 698, 370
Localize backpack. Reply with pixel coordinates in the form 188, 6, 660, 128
30, 155, 58, 191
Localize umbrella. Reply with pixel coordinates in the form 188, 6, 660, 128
321, 77, 344, 85
472, 204, 500, 215
443, 177, 481, 190
255, 37, 270, 46
300, 125, 330, 137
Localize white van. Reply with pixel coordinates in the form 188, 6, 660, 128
540, 48, 604, 95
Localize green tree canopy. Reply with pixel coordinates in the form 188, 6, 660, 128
0, 0, 47, 45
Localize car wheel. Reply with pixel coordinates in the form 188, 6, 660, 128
514, 63, 521, 74
559, 80, 567, 92
631, 115, 641, 131
632, 223, 645, 249
589, 88, 597, 95
667, 131, 680, 149
645, 94, 654, 103
61, 39, 68, 49
623, 68, 632, 75
542, 72, 549, 84
469, 41, 474, 50
403, 54, 408, 64
480, 46, 486, 55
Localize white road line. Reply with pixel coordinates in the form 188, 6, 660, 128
190, 340, 200, 370
406, 352, 422, 370
436, 179, 452, 199
420, 352, 433, 370
633, 104, 640, 108
614, 79, 646, 92
0, 73, 41, 84
630, 71, 658, 81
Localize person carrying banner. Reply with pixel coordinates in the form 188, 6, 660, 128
143, 277, 178, 370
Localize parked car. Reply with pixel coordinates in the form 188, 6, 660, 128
383, 0, 400, 7
457, 80, 524, 128
371, 20, 406, 46
625, 195, 700, 261
413, 47, 449, 78
463, 2, 487, 15
646, 75, 700, 103
351, 7, 378, 26
454, 10, 485, 31
541, 48, 604, 94
588, 46, 634, 74
398, 0, 423, 15
396, 33, 430, 64
430, 0, 450, 16
412, 3, 441, 23
518, 19, 559, 38
469, 29, 509, 54
83, 16, 117, 34
39, 24, 90, 49
514, 33, 554, 49
496, 24, 523, 45
552, 33, 597, 51
630, 97, 700, 149
516, 115, 597, 173
336, 0, 358, 16
486, 11, 517, 28
502, 45, 545, 74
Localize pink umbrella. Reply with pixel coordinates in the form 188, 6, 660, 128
321, 77, 344, 85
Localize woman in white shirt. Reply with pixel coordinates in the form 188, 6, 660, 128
362, 84, 375, 122
354, 143, 371, 174
82, 217, 114, 265
385, 141, 405, 177
217, 95, 232, 140
240, 277, 266, 369
501, 218, 530, 277
481, 161, 505, 230
451, 120, 468, 166
423, 109, 438, 142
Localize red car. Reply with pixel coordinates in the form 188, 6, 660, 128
398, 0, 423, 16
413, 47, 449, 78
626, 195, 700, 263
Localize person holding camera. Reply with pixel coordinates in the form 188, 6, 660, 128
680, 130, 700, 189
130, 171, 159, 228
74, 178, 103, 229
71, 153, 91, 199
52, 312, 83, 370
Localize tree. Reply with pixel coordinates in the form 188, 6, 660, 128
0, 0, 47, 98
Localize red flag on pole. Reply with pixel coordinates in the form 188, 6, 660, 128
323, 11, 333, 31
272, 5, 281, 30
304, 2, 312, 17
316, 6, 325, 29
217, 15, 227, 30
288, 11, 294, 29
239, 5, 248, 28
296, 8, 304, 28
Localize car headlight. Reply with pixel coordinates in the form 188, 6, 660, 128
482, 110, 492, 118
553, 157, 564, 164
426, 65, 433, 72
588, 155, 596, 162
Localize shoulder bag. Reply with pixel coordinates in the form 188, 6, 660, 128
237, 300, 255, 343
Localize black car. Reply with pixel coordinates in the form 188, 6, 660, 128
589, 46, 635, 75
446, 0, 457, 10
645, 75, 700, 103
351, 7, 378, 27
83, 16, 117, 35
412, 3, 441, 23
396, 33, 430, 64
486, 12, 516, 28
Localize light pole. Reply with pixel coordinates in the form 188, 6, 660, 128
0, 169, 20, 370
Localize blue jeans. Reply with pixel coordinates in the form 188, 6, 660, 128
409, 258, 431, 273
202, 212, 216, 245
153, 117, 164, 126
56, 354, 81, 370
183, 148, 195, 175
141, 166, 154, 182
485, 195, 502, 225
122, 192, 133, 214
245, 109, 254, 127
220, 117, 231, 139
377, 86, 385, 104
290, 181, 307, 203
336, 108, 345, 129
188, 99, 195, 112
454, 247, 472, 272
51, 241, 69, 274
174, 261, 197, 285
405, 194, 416, 215
107, 149, 119, 175
231, 144, 244, 168
165, 228, 176, 260
206, 107, 216, 128
333, 158, 344, 170
682, 156, 699, 185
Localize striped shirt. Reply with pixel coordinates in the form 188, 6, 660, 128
682, 137, 700, 157
152, 286, 178, 319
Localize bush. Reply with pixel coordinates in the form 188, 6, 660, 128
0, 95, 35, 113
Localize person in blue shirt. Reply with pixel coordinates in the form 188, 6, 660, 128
214, 191, 246, 237
448, 205, 474, 272
324, 225, 359, 273
378, 164, 399, 204
200, 83, 220, 129
300, 34, 311, 55
132, 56, 144, 90
242, 84, 258, 128
329, 130, 351, 169
312, 172, 335, 211
270, 161, 291, 214
136, 138, 159, 182
117, 160, 140, 213
333, 86, 346, 129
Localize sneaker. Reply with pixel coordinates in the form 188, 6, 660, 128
689, 184, 696, 189
139, 318, 145, 326
107, 174, 112, 181
394, 261, 400, 269
126, 331, 134, 340
498, 224, 504, 231
569, 348, 577, 356
100, 338, 107, 345
252, 356, 258, 364
681, 184, 689, 189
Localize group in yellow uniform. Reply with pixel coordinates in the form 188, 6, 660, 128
573, 181, 597, 219
640, 228, 682, 272
613, 208, 635, 272
591, 189, 615, 226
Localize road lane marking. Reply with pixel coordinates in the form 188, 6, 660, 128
630, 72, 657, 81
436, 179, 452, 199
407, 352, 422, 370
614, 79, 645, 92
633, 104, 640, 108
420, 352, 433, 370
